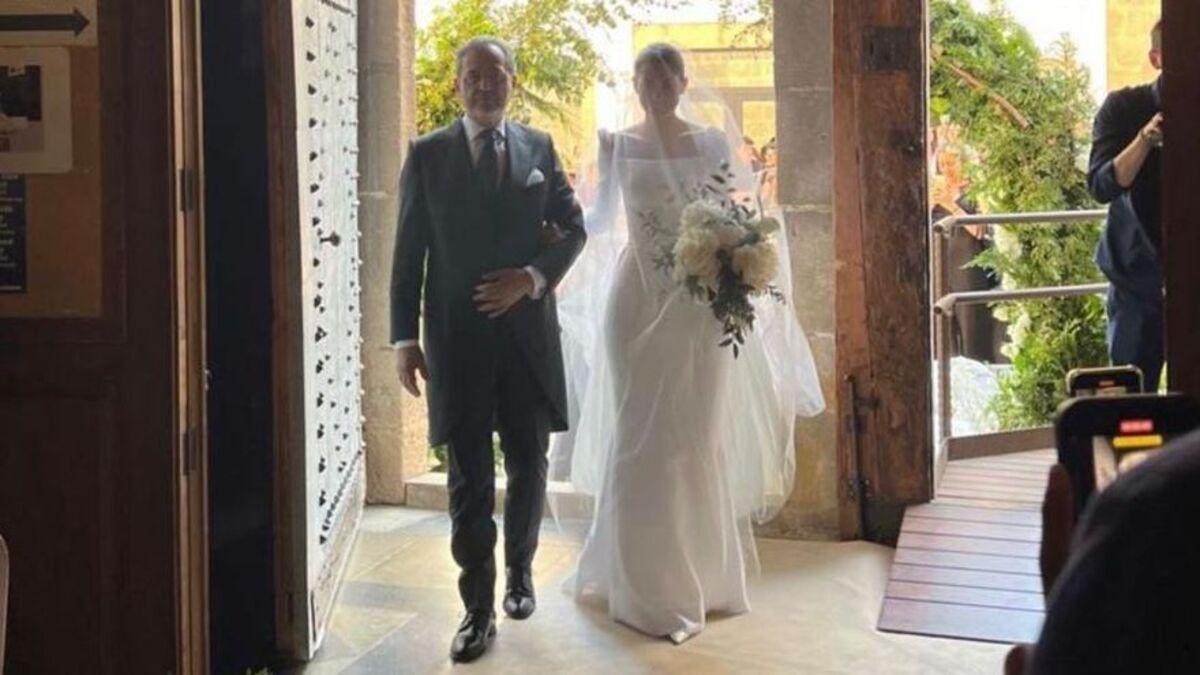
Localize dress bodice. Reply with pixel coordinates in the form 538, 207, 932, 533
617, 155, 713, 250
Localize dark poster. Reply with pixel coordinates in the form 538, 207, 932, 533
0, 173, 27, 292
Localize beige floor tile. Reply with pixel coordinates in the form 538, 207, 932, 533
289, 656, 357, 675
346, 532, 417, 581
327, 604, 419, 655
309, 508, 1010, 674
355, 536, 463, 591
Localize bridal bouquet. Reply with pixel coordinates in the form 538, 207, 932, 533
646, 163, 785, 357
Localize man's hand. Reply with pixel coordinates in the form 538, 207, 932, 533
396, 345, 429, 397
474, 268, 533, 319
1005, 643, 1032, 675
1140, 113, 1164, 148
1115, 113, 1162, 188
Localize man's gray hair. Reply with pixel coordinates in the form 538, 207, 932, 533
455, 37, 517, 76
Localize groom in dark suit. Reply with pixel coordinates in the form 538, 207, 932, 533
391, 36, 586, 662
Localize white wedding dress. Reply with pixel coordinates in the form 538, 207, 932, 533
553, 124, 825, 643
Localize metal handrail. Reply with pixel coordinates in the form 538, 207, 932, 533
932, 209, 1110, 453
934, 283, 1110, 316
932, 209, 1107, 234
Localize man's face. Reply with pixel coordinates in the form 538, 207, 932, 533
456, 45, 513, 122
1150, 30, 1163, 70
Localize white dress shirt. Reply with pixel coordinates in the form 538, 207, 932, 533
394, 116, 547, 350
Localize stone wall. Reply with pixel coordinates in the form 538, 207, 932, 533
760, 0, 841, 540
1107, 0, 1160, 91
359, 0, 426, 504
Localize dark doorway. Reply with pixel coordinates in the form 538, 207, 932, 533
202, 0, 278, 671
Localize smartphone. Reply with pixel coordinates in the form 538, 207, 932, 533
1066, 366, 1144, 397
1054, 393, 1200, 520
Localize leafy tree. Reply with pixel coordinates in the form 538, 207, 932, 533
931, 0, 1104, 429
416, 0, 496, 133
715, 0, 772, 44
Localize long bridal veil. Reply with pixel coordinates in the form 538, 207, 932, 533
550, 51, 826, 530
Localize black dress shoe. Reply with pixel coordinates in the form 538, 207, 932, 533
503, 567, 536, 620
450, 611, 497, 663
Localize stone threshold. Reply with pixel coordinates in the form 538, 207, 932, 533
404, 472, 595, 520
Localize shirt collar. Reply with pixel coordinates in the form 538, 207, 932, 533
462, 115, 506, 141
1152, 76, 1162, 108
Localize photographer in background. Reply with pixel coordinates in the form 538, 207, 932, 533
1089, 20, 1165, 392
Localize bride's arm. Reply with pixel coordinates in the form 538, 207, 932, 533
584, 130, 619, 233
706, 127, 760, 205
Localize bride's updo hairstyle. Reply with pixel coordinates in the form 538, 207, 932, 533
634, 42, 686, 79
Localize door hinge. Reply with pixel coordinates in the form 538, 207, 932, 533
183, 426, 200, 476
845, 476, 874, 503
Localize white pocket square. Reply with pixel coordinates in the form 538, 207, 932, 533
525, 168, 546, 187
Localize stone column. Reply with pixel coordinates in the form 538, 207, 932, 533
1107, 0, 1161, 91
358, 0, 425, 503
760, 0, 840, 539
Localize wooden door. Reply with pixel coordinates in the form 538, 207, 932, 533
0, 0, 207, 671
834, 0, 932, 542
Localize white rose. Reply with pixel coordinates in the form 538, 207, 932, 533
716, 223, 746, 250
673, 228, 721, 285
731, 240, 780, 292
680, 201, 725, 233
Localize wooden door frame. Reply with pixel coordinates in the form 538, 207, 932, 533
263, 0, 312, 658
171, 0, 210, 671
1163, 1, 1200, 400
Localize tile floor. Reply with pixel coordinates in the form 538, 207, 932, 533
285, 507, 1011, 674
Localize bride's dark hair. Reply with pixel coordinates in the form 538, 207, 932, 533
634, 43, 686, 79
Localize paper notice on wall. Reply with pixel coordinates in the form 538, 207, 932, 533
0, 47, 71, 174
0, 1, 97, 47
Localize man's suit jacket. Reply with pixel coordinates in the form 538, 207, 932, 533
391, 118, 586, 446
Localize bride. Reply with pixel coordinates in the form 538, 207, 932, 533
551, 43, 825, 644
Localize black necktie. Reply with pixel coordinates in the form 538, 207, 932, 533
477, 128, 501, 194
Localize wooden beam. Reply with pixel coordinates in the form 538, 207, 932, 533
1163, 1, 1200, 401
834, 0, 932, 541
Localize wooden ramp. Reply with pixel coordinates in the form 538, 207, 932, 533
878, 449, 1055, 644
